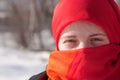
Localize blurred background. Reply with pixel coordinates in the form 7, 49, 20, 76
0, 0, 119, 80
0, 0, 58, 80
0, 0, 59, 51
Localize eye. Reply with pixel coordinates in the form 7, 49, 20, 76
63, 38, 79, 48
89, 37, 106, 46
90, 38, 103, 42
64, 39, 77, 43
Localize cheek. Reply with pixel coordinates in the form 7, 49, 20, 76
58, 42, 66, 50
58, 41, 63, 50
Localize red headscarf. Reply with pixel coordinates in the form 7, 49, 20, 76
52, 0, 120, 50
46, 0, 120, 80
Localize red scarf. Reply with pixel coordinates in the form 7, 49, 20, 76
47, 44, 120, 80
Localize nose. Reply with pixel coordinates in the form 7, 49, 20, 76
77, 41, 88, 49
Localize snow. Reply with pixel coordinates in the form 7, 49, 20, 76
0, 47, 50, 80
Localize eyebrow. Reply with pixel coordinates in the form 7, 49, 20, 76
61, 35, 77, 39
60, 33, 107, 40
89, 33, 107, 37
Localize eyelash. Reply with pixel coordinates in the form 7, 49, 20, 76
64, 39, 77, 43
90, 38, 103, 42
63, 38, 103, 44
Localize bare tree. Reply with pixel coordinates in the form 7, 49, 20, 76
0, 0, 57, 51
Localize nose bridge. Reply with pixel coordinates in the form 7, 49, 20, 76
78, 40, 88, 49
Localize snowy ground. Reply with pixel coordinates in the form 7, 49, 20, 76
0, 47, 50, 80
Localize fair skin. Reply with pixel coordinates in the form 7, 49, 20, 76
58, 21, 110, 50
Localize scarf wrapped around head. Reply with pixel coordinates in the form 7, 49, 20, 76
52, 0, 120, 50
47, 44, 120, 80
46, 0, 120, 80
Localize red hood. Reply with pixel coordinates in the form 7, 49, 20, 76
52, 0, 120, 50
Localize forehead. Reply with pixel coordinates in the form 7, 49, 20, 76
61, 21, 106, 35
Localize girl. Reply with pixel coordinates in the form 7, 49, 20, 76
30, 0, 120, 80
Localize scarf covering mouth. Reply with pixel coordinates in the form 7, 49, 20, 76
46, 44, 120, 80
52, 0, 120, 50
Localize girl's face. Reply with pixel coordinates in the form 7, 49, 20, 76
58, 21, 110, 50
